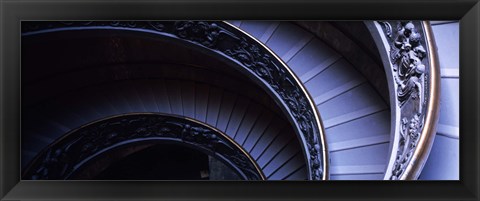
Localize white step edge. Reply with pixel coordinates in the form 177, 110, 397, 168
260, 22, 281, 43
300, 55, 342, 83
330, 164, 385, 175
313, 77, 365, 105
329, 135, 390, 152
282, 35, 314, 62
323, 105, 386, 129
436, 124, 460, 139
441, 68, 459, 78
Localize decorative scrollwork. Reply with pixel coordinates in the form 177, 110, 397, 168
173, 21, 227, 48
379, 21, 392, 38
22, 21, 325, 180
390, 114, 424, 179
379, 21, 429, 180
23, 114, 263, 180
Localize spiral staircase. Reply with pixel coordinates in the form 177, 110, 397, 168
20, 20, 459, 180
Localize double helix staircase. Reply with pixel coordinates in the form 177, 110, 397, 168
21, 20, 459, 180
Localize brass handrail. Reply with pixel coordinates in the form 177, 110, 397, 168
402, 22, 440, 179
370, 21, 440, 180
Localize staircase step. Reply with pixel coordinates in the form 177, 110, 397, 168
325, 110, 390, 144
304, 58, 364, 99
260, 22, 281, 43
288, 38, 339, 78
313, 77, 365, 105
181, 80, 196, 118
241, 111, 274, 151
281, 35, 313, 62
265, 23, 312, 58
194, 83, 210, 122
318, 83, 387, 121
329, 135, 390, 152
323, 106, 386, 129
330, 164, 385, 175
330, 173, 384, 180
283, 165, 307, 180
234, 103, 263, 142
206, 87, 223, 127
225, 98, 250, 138
215, 92, 236, 132
330, 143, 389, 166
268, 152, 305, 180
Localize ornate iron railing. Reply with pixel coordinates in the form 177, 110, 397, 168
22, 21, 328, 180
368, 21, 440, 180
23, 113, 264, 180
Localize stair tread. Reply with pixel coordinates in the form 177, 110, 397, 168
194, 83, 210, 122
318, 83, 387, 121
238, 21, 277, 41
284, 165, 307, 180
325, 110, 390, 144
241, 111, 274, 151
263, 141, 302, 175
234, 103, 263, 143
225, 97, 251, 139
268, 152, 305, 180
265, 23, 312, 59
330, 143, 389, 166
330, 164, 385, 175
288, 38, 340, 79
216, 91, 238, 132
304, 59, 364, 99
206, 86, 223, 127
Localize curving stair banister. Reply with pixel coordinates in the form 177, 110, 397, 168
419, 21, 459, 180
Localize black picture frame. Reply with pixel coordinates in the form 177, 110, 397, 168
1, 0, 478, 200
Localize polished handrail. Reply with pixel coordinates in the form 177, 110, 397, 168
369, 21, 440, 180
402, 22, 440, 179
22, 21, 328, 180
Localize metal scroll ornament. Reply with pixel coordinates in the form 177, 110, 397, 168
23, 114, 263, 180
22, 21, 324, 180
379, 21, 428, 180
